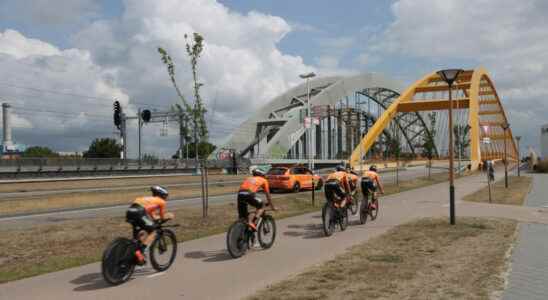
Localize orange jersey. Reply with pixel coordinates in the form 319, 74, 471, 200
327, 171, 350, 185
133, 196, 167, 219
362, 170, 380, 182
239, 176, 270, 194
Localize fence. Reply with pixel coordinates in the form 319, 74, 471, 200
0, 158, 250, 179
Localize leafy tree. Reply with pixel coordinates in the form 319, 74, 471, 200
142, 153, 159, 164
176, 141, 216, 159
83, 138, 122, 158
422, 112, 437, 160
422, 112, 437, 178
22, 146, 59, 158
454, 124, 471, 157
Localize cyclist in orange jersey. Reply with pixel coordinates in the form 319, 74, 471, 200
324, 165, 352, 208
126, 185, 174, 264
361, 165, 385, 208
238, 168, 277, 230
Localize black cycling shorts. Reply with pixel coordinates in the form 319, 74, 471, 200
324, 180, 346, 202
126, 204, 156, 232
237, 191, 264, 219
361, 177, 376, 197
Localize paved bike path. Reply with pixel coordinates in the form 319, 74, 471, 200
2, 173, 548, 300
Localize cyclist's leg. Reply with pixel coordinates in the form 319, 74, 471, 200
334, 184, 347, 208
237, 191, 251, 222
248, 194, 265, 222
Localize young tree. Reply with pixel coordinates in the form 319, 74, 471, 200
83, 138, 122, 158
158, 32, 207, 159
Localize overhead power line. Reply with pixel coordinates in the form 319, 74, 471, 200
0, 82, 165, 108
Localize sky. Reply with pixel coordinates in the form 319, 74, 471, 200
0, 0, 546, 158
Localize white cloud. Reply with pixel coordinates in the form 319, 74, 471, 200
71, 0, 321, 155
0, 30, 60, 59
368, 0, 548, 151
0, 29, 130, 152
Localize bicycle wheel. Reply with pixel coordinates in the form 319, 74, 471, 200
150, 229, 178, 272
359, 197, 368, 225
101, 238, 137, 285
322, 202, 336, 236
339, 207, 349, 231
226, 220, 249, 258
258, 215, 277, 249
370, 198, 379, 221
348, 194, 359, 215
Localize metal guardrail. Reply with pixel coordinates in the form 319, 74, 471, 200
0, 158, 248, 179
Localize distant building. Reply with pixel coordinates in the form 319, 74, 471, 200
542, 124, 548, 159
0, 143, 26, 159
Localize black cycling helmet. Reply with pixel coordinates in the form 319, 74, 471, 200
369, 165, 378, 172
252, 168, 266, 177
335, 165, 346, 172
151, 185, 169, 199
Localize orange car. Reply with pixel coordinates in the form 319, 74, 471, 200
266, 166, 323, 192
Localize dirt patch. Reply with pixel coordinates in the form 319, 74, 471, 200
250, 217, 517, 300
463, 176, 532, 205
0, 192, 318, 283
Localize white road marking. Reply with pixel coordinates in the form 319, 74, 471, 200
147, 272, 166, 278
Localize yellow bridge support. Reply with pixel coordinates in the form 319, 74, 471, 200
350, 67, 518, 170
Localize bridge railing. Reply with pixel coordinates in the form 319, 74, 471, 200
0, 158, 243, 178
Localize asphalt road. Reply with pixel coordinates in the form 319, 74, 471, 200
0, 180, 242, 200
0, 166, 446, 229
2, 170, 546, 300
1, 166, 441, 199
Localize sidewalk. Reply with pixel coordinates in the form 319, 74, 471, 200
1, 172, 547, 300
504, 173, 548, 300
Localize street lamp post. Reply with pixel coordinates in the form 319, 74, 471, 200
437, 68, 463, 225
515, 136, 521, 177
502, 123, 510, 187
300, 72, 316, 171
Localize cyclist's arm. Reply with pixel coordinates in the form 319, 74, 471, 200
157, 199, 168, 219
263, 180, 276, 210
375, 175, 385, 194
342, 176, 351, 195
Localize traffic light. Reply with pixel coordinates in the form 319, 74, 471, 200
141, 109, 151, 123
113, 101, 122, 129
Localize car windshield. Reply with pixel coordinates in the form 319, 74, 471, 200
267, 168, 287, 175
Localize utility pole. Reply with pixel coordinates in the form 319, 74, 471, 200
502, 123, 510, 188
516, 136, 521, 176
300, 72, 316, 171
138, 108, 142, 163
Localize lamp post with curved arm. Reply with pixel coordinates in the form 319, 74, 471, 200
437, 68, 463, 225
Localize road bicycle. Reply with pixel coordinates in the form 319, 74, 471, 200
101, 219, 179, 285
360, 189, 380, 225
347, 188, 360, 215
226, 210, 276, 258
322, 195, 349, 236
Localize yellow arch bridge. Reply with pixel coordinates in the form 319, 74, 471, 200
350, 67, 518, 170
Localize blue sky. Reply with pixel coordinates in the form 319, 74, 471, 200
0, 0, 546, 157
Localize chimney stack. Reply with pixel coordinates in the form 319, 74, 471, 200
2, 103, 14, 150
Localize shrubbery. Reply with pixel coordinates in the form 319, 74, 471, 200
536, 160, 548, 173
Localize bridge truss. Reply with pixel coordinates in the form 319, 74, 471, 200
350, 67, 518, 170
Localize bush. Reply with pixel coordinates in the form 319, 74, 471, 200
536, 160, 548, 173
